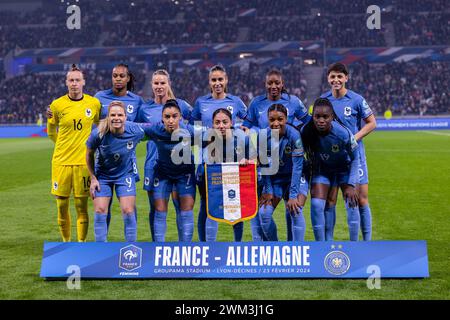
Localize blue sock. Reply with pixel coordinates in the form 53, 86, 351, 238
345, 202, 360, 241
154, 211, 167, 242
359, 204, 372, 241
172, 197, 183, 240
324, 205, 336, 241
197, 197, 207, 241
311, 198, 326, 241
94, 213, 108, 242
250, 211, 266, 241
205, 217, 218, 242
179, 210, 194, 242
106, 198, 113, 230
285, 208, 293, 241
124, 207, 138, 238
290, 207, 306, 241
123, 213, 137, 242
148, 194, 155, 241
233, 222, 244, 242
259, 205, 278, 241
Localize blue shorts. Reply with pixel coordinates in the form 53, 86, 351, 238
358, 145, 369, 185
311, 171, 349, 187
95, 175, 136, 198
270, 173, 309, 199
152, 172, 196, 200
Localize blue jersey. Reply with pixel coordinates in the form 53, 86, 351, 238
320, 90, 373, 136
198, 129, 251, 177
86, 122, 145, 181
95, 89, 145, 121
243, 93, 310, 129
141, 122, 195, 179
261, 125, 304, 199
137, 98, 192, 168
190, 93, 247, 128
301, 120, 360, 186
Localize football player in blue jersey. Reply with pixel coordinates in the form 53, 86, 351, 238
137, 69, 192, 241
301, 98, 360, 241
258, 104, 308, 241
198, 108, 256, 242
141, 99, 197, 242
243, 69, 311, 241
190, 65, 248, 241
86, 101, 146, 242
320, 63, 376, 241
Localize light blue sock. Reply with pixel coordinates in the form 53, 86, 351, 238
148, 193, 155, 241
154, 211, 167, 242
179, 210, 194, 242
285, 208, 293, 241
205, 217, 218, 242
325, 205, 336, 241
172, 197, 183, 240
123, 213, 137, 242
346, 202, 360, 241
291, 207, 306, 241
106, 198, 113, 231
359, 204, 372, 241
233, 222, 244, 242
311, 198, 326, 241
94, 213, 108, 242
251, 211, 265, 241
197, 197, 207, 241
259, 205, 278, 241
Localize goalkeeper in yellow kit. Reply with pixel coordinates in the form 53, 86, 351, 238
47, 65, 101, 242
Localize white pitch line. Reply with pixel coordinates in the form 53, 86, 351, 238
417, 130, 450, 137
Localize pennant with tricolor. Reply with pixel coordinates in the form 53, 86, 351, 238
205, 162, 258, 225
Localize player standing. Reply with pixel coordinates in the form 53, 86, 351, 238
321, 63, 376, 241
243, 69, 311, 241
136, 69, 192, 240
258, 104, 307, 241
190, 65, 248, 241
94, 63, 145, 229
301, 98, 360, 241
47, 64, 101, 242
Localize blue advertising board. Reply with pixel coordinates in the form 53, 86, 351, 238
375, 118, 450, 130
40, 241, 429, 279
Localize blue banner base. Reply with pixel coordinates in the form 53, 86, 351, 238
40, 241, 429, 279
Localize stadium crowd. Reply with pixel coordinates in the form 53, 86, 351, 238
322, 59, 450, 116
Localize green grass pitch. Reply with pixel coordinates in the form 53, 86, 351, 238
0, 130, 449, 299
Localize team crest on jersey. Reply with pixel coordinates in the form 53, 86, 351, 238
344, 107, 352, 116
332, 144, 339, 153
295, 139, 302, 149
53, 182, 58, 190
285, 145, 292, 154
127, 141, 134, 150
85, 108, 92, 117
127, 104, 134, 114
226, 105, 234, 114
114, 153, 120, 161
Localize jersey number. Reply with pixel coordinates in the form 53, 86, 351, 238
73, 119, 83, 131
83, 176, 91, 189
